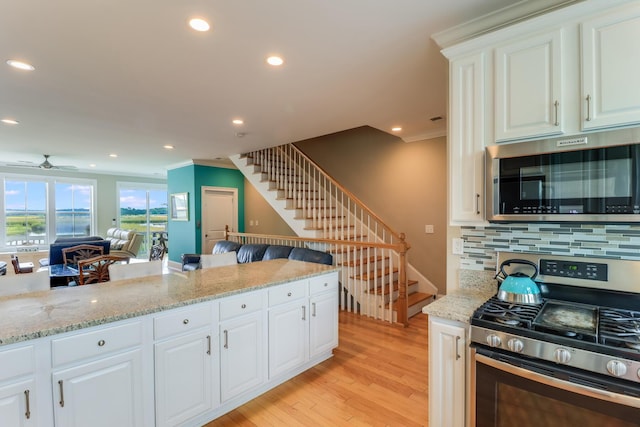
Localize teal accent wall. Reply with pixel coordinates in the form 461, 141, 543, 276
167, 164, 244, 262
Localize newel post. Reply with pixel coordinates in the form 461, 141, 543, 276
397, 233, 410, 327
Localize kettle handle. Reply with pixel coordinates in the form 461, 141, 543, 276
499, 259, 538, 280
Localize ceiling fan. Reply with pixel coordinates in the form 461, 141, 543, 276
5, 154, 78, 171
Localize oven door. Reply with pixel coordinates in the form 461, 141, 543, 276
471, 346, 640, 426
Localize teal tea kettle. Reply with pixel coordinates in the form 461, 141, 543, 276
495, 259, 542, 305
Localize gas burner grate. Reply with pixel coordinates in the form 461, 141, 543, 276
599, 308, 640, 351
474, 296, 542, 329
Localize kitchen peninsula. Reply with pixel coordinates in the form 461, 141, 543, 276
0, 259, 339, 427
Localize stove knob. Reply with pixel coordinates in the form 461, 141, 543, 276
554, 348, 571, 364
606, 360, 627, 377
486, 334, 501, 348
507, 338, 524, 353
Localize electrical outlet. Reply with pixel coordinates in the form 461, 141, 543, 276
255, 220, 259, 226
425, 224, 434, 234
249, 220, 254, 226
452, 238, 464, 255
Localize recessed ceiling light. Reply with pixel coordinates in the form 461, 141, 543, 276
6, 59, 35, 71
109, 153, 118, 158
89, 163, 96, 168
163, 144, 174, 150
391, 127, 402, 132
232, 119, 244, 125
1, 118, 19, 125
266, 56, 284, 66
189, 18, 210, 32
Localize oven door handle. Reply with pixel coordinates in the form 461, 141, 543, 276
475, 353, 640, 409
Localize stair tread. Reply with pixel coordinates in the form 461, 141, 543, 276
387, 292, 435, 309
352, 267, 399, 281
341, 256, 388, 267
368, 279, 419, 295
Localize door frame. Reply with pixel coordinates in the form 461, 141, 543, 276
200, 186, 238, 253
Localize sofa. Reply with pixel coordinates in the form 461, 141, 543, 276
104, 228, 144, 261
181, 241, 333, 271
44, 236, 111, 267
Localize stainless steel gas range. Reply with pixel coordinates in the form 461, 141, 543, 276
469, 252, 640, 426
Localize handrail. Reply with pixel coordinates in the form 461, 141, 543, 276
225, 229, 407, 251
288, 144, 405, 242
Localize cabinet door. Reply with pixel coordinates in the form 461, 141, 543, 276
582, 5, 640, 130
0, 379, 36, 427
155, 329, 214, 427
428, 318, 466, 427
449, 52, 486, 224
220, 312, 265, 402
495, 29, 563, 141
268, 301, 307, 379
52, 349, 144, 427
309, 291, 338, 359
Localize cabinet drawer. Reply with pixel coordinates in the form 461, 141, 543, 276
52, 320, 143, 367
268, 280, 306, 307
219, 291, 264, 321
309, 273, 338, 295
154, 303, 213, 340
0, 344, 34, 382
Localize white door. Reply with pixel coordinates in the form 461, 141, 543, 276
201, 187, 238, 254
52, 350, 144, 427
154, 329, 213, 427
581, 5, 640, 130
0, 379, 36, 427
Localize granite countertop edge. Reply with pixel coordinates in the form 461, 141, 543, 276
422, 269, 496, 324
0, 260, 339, 347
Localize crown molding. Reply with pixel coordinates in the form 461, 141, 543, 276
431, 0, 584, 50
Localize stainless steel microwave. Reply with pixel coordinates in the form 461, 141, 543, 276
486, 129, 640, 223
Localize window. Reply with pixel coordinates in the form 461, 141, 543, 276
2, 175, 96, 250
118, 184, 167, 257
55, 183, 93, 238
4, 180, 47, 246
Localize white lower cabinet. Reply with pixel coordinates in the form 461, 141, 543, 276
268, 273, 339, 379
52, 349, 144, 427
428, 316, 467, 427
0, 378, 36, 426
0, 344, 38, 426
309, 274, 339, 358
219, 291, 266, 403
51, 320, 147, 427
153, 303, 217, 427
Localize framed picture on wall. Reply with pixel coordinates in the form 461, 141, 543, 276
170, 192, 189, 221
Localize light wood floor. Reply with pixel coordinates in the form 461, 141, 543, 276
204, 311, 429, 427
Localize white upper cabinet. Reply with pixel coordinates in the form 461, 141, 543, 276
495, 30, 563, 141
581, 4, 640, 130
449, 52, 487, 224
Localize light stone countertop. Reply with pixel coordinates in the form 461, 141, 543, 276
422, 270, 497, 323
0, 259, 338, 347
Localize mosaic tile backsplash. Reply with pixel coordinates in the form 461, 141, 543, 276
461, 223, 640, 271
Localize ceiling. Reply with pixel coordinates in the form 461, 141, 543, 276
0, 0, 568, 177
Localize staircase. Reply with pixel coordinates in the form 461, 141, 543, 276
229, 144, 437, 325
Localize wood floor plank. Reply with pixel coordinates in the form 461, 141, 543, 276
203, 311, 429, 426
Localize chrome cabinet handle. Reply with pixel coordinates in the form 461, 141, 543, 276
475, 193, 480, 215
223, 330, 228, 349
24, 390, 30, 419
58, 380, 65, 407
553, 100, 559, 126
302, 306, 306, 321
98, 339, 105, 347
312, 302, 317, 317
455, 336, 461, 360
206, 335, 211, 355
183, 319, 189, 325
586, 94, 591, 121
241, 303, 247, 309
